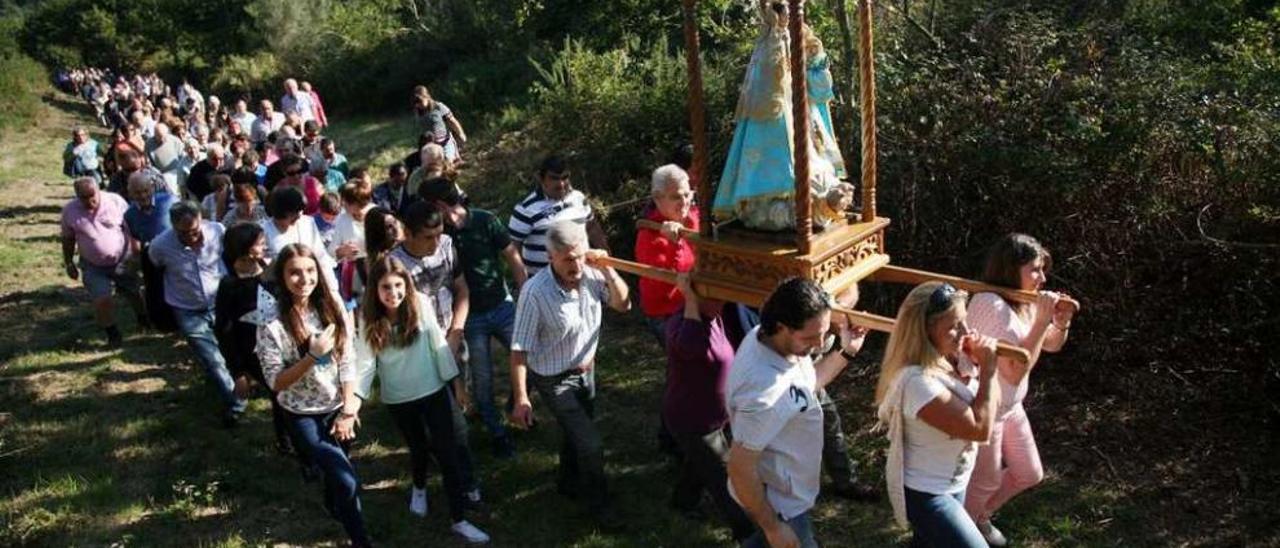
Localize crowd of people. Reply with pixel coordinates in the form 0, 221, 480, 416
57, 70, 1078, 547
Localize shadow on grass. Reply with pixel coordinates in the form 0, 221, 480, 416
3, 305, 1264, 546
16, 234, 61, 244
0, 204, 61, 221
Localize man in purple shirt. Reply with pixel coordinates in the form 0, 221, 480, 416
149, 200, 245, 425
61, 177, 144, 347
663, 273, 754, 541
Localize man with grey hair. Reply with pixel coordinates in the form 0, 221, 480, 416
509, 220, 630, 526
250, 99, 285, 145
62, 126, 103, 186
280, 78, 315, 123
145, 122, 185, 195
148, 200, 245, 426
61, 177, 144, 347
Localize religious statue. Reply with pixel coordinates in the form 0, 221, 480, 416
713, 0, 854, 232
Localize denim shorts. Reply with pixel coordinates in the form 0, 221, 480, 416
81, 260, 139, 299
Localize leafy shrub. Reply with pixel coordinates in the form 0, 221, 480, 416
0, 17, 46, 139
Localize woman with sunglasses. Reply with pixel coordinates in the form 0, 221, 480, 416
348, 256, 490, 543
256, 243, 370, 547
962, 234, 1076, 546
875, 282, 1001, 547
275, 153, 323, 214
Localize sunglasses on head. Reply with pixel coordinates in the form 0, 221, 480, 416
925, 283, 958, 317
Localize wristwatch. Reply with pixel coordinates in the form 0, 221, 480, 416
839, 349, 858, 363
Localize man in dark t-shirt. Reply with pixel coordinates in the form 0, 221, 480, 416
420, 177, 528, 458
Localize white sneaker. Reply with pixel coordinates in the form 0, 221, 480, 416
977, 519, 1008, 547
409, 487, 428, 517
451, 520, 491, 544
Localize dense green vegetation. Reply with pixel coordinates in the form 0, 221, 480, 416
0, 12, 46, 138
2, 0, 1278, 544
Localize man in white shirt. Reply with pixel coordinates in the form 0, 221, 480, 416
280, 78, 316, 123
509, 221, 630, 527
250, 99, 286, 145
726, 278, 868, 548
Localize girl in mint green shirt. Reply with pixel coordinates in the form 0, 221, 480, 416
349, 256, 490, 543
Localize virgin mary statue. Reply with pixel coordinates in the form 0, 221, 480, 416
713, 0, 853, 232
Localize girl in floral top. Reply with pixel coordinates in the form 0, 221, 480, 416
256, 243, 369, 547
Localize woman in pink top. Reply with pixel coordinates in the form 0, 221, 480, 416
276, 154, 323, 214
962, 233, 1078, 546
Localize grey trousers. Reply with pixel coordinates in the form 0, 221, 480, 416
529, 369, 608, 506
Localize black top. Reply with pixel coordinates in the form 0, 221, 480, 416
186, 160, 225, 201
214, 273, 271, 383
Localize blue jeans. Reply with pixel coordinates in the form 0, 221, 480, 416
905, 487, 986, 548
464, 300, 514, 439
286, 410, 370, 546
173, 307, 245, 413
741, 511, 819, 548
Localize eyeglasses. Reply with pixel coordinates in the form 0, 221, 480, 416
925, 283, 958, 317
546, 172, 570, 181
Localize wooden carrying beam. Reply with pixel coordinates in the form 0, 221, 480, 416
596, 256, 1031, 363
870, 264, 1080, 312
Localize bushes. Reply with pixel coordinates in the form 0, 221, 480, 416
0, 17, 46, 139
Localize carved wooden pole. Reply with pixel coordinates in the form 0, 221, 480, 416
789, 0, 813, 254
858, 0, 878, 221
682, 0, 712, 237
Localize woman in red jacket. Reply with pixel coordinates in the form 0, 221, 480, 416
634, 163, 700, 457
634, 163, 700, 346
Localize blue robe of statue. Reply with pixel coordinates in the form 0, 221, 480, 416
714, 22, 848, 231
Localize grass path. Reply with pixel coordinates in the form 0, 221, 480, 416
0, 93, 1234, 547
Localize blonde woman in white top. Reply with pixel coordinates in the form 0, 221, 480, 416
875, 282, 1000, 547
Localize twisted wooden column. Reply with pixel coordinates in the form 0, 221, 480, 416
681, 0, 712, 237
858, 0, 878, 222
789, 0, 813, 254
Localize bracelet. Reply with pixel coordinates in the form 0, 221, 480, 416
340, 410, 358, 420
839, 349, 858, 363
1052, 320, 1071, 330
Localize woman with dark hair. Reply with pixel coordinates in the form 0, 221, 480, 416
363, 207, 403, 266
875, 282, 1001, 547
962, 234, 1077, 546
411, 85, 466, 162
214, 223, 294, 457
348, 256, 490, 543
256, 243, 369, 547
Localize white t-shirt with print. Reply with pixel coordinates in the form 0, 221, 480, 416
725, 326, 824, 520
902, 369, 979, 494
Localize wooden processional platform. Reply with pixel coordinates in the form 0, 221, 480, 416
689, 217, 891, 308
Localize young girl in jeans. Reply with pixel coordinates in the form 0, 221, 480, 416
348, 256, 490, 544
876, 282, 1001, 547
256, 243, 370, 547
963, 233, 1078, 546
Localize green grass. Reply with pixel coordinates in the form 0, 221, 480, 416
0, 92, 1273, 547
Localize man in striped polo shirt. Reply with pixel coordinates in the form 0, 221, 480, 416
507, 154, 609, 274
509, 221, 630, 527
